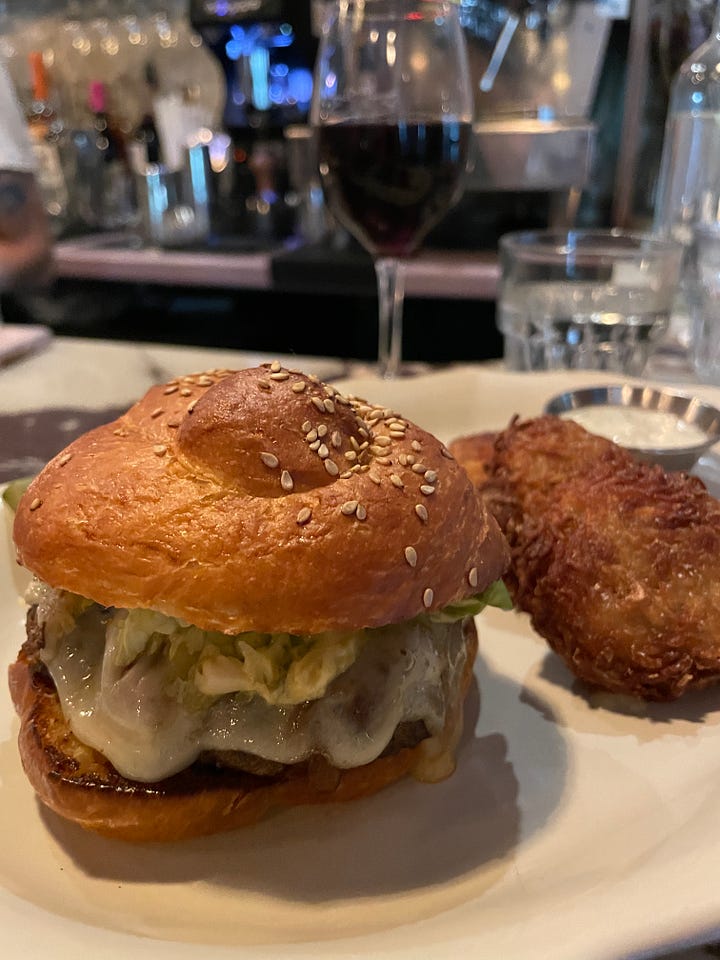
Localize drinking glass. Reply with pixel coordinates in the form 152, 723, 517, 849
311, 0, 474, 378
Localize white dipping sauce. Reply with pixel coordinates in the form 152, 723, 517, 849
560, 405, 708, 450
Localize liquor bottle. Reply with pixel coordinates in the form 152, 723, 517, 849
130, 60, 162, 168
87, 80, 137, 231
653, 1, 720, 247
652, 0, 720, 382
24, 50, 69, 233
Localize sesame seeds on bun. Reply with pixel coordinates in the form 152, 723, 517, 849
13, 363, 509, 636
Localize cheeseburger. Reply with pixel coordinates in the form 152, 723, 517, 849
8, 364, 510, 842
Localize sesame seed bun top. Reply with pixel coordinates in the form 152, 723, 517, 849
13, 364, 509, 635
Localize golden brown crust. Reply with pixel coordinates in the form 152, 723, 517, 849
447, 431, 498, 489
453, 415, 720, 702
13, 364, 509, 635
8, 620, 478, 842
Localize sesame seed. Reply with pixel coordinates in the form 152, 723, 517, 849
412, 463, 426, 474
341, 500, 358, 515
424, 470, 438, 484
113, 428, 128, 437
317, 424, 328, 438
297, 507, 312, 525
153, 444, 167, 456
344, 450, 357, 461
323, 398, 335, 413
306, 429, 318, 442
369, 472, 381, 485
29, 497, 42, 511
311, 396, 325, 413
270, 371, 290, 381
163, 385, 179, 395
390, 430, 405, 439
415, 504, 429, 522
59, 453, 72, 466
420, 485, 435, 496
324, 459, 339, 476
292, 381, 307, 393
440, 447, 454, 460
356, 504, 367, 520
468, 567, 479, 588
339, 470, 353, 479
281, 470, 294, 491
405, 546, 417, 568
308, 373, 320, 383
167, 419, 181, 429
318, 444, 329, 459
180, 387, 192, 397
423, 588, 434, 608
197, 375, 213, 386
258, 380, 272, 391
390, 474, 404, 489
151, 407, 164, 419
376, 456, 392, 466
301, 420, 312, 433
187, 399, 198, 413
375, 436, 392, 447
270, 359, 281, 372
261, 452, 279, 469
331, 431, 342, 448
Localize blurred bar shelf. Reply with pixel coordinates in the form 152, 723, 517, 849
53, 235, 500, 301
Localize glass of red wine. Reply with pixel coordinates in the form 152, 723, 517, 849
311, 0, 474, 378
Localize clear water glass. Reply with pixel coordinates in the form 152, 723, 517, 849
497, 229, 684, 376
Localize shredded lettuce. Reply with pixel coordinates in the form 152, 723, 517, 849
106, 607, 366, 707
34, 577, 513, 710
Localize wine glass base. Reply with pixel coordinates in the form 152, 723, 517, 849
351, 359, 436, 380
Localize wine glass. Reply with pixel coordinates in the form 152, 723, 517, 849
311, 0, 474, 378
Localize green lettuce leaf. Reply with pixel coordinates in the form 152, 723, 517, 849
2, 476, 34, 512
428, 580, 513, 623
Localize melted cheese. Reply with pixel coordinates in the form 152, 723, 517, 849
38, 601, 469, 783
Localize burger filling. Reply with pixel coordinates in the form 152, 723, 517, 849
25, 578, 509, 784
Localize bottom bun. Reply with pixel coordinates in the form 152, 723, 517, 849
8, 620, 478, 843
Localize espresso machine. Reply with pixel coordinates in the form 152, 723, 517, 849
447, 0, 615, 244
188, 0, 317, 245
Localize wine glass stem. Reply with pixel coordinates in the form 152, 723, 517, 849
375, 256, 405, 379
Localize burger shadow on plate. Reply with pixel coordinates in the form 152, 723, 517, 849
29, 663, 568, 902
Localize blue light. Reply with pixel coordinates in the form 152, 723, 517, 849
250, 47, 270, 110
225, 38, 242, 60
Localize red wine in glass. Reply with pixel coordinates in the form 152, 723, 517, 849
317, 120, 472, 257
312, 0, 475, 378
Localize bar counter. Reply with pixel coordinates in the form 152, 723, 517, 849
52, 235, 501, 301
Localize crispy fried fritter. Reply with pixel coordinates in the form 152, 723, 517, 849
450, 416, 720, 701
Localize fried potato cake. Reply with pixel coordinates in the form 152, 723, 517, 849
450, 415, 720, 701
